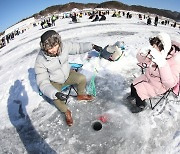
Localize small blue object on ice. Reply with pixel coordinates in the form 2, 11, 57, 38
114, 41, 125, 50
69, 63, 83, 71
121, 45, 125, 50
69, 63, 83, 69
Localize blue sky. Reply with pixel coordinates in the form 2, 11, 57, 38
0, 0, 180, 33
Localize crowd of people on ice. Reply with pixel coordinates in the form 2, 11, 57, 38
0, 14, 58, 49
0, 9, 179, 49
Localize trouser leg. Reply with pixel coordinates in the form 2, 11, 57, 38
131, 84, 145, 107
64, 70, 86, 95
50, 70, 87, 111
51, 82, 68, 113
54, 99, 68, 113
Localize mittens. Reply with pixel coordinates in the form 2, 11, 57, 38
150, 47, 166, 67
55, 92, 67, 101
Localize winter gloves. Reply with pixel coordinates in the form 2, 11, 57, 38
55, 92, 68, 101
149, 47, 167, 67
92, 44, 103, 52
139, 45, 152, 57
140, 45, 167, 67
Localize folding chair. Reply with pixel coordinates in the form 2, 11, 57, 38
60, 84, 78, 103
69, 63, 83, 72
149, 89, 171, 110
149, 74, 180, 110
39, 63, 83, 103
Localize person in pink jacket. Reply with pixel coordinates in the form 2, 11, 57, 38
128, 32, 180, 113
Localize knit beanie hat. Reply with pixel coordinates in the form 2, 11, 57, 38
40, 30, 61, 51
157, 32, 171, 57
41, 30, 58, 43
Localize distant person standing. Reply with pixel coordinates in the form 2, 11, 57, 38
6, 34, 10, 44
147, 16, 151, 25
41, 21, 45, 29
154, 15, 158, 26
173, 22, 176, 28
71, 12, 78, 23
127, 12, 130, 18
2, 37, 6, 46
51, 15, 56, 26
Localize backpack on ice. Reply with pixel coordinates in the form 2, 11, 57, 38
100, 41, 125, 61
